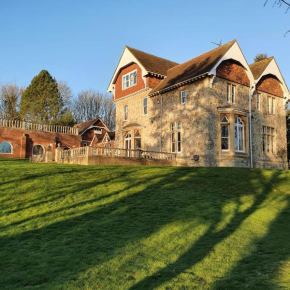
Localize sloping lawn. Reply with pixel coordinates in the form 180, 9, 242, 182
0, 159, 290, 290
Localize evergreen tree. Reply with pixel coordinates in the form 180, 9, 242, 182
254, 53, 268, 62
20, 70, 60, 123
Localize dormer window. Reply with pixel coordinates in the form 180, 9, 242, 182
122, 70, 137, 90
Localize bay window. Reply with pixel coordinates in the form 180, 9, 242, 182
221, 115, 229, 151
235, 117, 245, 152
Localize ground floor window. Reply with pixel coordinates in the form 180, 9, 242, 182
235, 117, 245, 152
221, 115, 229, 151
263, 126, 275, 154
171, 122, 181, 153
0, 141, 12, 154
32, 145, 44, 155
134, 130, 141, 150
124, 132, 131, 150
220, 114, 246, 154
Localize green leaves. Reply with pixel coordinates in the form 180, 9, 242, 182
20, 70, 60, 123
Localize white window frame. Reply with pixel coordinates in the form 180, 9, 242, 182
235, 117, 245, 153
142, 97, 148, 116
227, 83, 236, 104
0, 141, 13, 154
124, 104, 128, 121
180, 91, 186, 105
122, 70, 137, 90
220, 115, 230, 152
170, 122, 181, 153
267, 96, 276, 115
263, 126, 275, 154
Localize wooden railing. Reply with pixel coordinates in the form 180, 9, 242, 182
0, 118, 78, 135
61, 146, 176, 161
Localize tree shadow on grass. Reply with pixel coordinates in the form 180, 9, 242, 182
128, 169, 290, 290
0, 165, 289, 290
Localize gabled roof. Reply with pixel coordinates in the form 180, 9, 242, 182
150, 40, 236, 96
102, 131, 115, 143
126, 46, 178, 76
107, 46, 178, 93
73, 118, 109, 135
108, 131, 115, 140
249, 57, 289, 96
249, 57, 274, 80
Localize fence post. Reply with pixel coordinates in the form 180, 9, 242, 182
45, 146, 53, 163
55, 144, 61, 163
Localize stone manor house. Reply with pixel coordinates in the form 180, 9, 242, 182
108, 40, 289, 169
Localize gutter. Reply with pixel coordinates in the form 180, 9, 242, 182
149, 73, 208, 97
249, 86, 255, 168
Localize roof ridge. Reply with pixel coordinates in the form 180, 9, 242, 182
167, 39, 236, 73
249, 56, 273, 67
126, 46, 178, 65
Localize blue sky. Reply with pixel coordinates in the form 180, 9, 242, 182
0, 0, 289, 97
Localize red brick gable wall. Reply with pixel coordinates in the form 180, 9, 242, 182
216, 60, 250, 87
256, 75, 284, 98
0, 127, 81, 159
115, 63, 145, 100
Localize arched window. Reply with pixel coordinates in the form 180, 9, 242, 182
221, 115, 230, 151
235, 117, 245, 152
124, 133, 131, 150
0, 142, 13, 154
134, 130, 141, 150
32, 145, 44, 155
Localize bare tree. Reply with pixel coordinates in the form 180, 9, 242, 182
71, 90, 104, 123
0, 83, 23, 120
265, 0, 290, 36
71, 90, 116, 130
102, 95, 116, 130
57, 80, 73, 109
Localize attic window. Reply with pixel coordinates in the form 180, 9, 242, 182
122, 70, 137, 90
95, 128, 102, 135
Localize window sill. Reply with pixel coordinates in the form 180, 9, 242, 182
122, 83, 137, 91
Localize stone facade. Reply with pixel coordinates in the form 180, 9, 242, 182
109, 42, 289, 169
114, 68, 287, 169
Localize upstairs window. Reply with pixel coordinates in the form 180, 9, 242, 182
0, 141, 12, 154
256, 93, 260, 111
124, 104, 128, 121
122, 70, 137, 90
181, 91, 186, 104
227, 84, 236, 104
143, 98, 148, 115
267, 96, 275, 114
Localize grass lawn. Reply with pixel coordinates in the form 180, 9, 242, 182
0, 159, 290, 289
